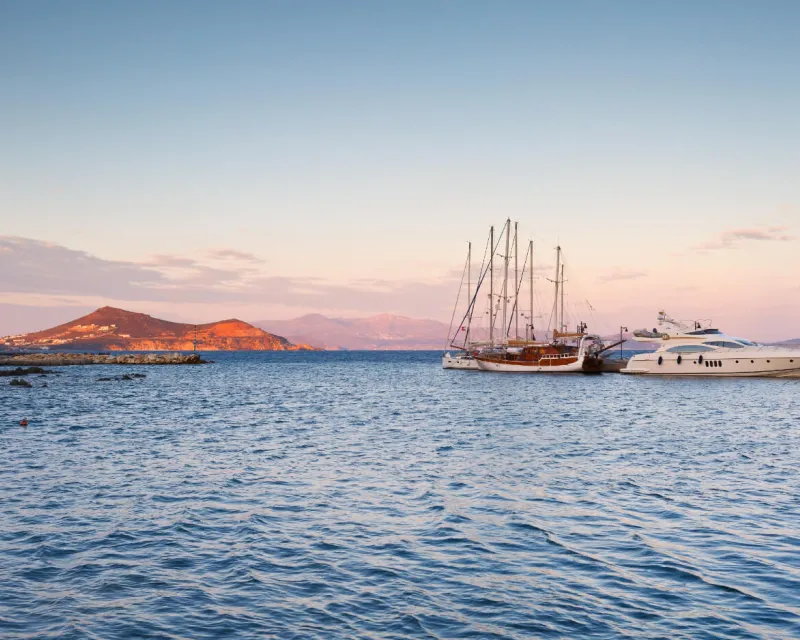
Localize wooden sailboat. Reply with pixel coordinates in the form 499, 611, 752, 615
474, 244, 606, 373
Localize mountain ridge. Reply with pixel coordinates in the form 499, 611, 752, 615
2, 306, 317, 351
255, 313, 450, 350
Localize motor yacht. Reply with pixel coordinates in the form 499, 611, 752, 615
621, 312, 800, 377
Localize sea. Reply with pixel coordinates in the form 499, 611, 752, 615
1, 351, 798, 639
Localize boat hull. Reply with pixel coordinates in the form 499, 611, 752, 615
442, 354, 480, 370
621, 352, 800, 377
474, 355, 588, 373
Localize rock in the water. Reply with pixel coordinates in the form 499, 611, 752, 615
0, 353, 208, 367
96, 372, 147, 382
9, 378, 32, 387
0, 367, 47, 377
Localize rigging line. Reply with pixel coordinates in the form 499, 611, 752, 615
462, 232, 491, 348
452, 223, 507, 348
505, 242, 531, 339
445, 249, 470, 350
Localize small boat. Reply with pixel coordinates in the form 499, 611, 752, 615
441, 351, 480, 370
621, 311, 800, 377
442, 229, 493, 371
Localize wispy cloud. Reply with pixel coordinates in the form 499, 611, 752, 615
598, 269, 648, 283
207, 248, 264, 263
147, 254, 199, 268
0, 236, 459, 318
692, 226, 794, 252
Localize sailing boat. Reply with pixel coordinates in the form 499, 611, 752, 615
473, 243, 606, 373
442, 223, 505, 370
442, 240, 480, 369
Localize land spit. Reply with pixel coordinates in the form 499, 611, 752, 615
0, 353, 208, 366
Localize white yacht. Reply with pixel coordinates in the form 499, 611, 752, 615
621, 312, 800, 377
442, 351, 480, 370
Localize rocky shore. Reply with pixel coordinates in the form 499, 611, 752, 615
0, 353, 208, 366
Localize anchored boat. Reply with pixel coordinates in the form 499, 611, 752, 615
474, 330, 605, 373
444, 221, 618, 373
472, 238, 613, 374
621, 312, 800, 377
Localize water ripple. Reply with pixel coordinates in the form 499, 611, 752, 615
1, 351, 799, 638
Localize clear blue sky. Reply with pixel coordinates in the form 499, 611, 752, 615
1, 1, 799, 337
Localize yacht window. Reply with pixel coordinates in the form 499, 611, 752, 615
666, 345, 714, 353
704, 341, 744, 349
729, 337, 757, 346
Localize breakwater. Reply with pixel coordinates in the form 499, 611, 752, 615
0, 352, 207, 366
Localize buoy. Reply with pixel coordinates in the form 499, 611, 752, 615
19, 418, 28, 426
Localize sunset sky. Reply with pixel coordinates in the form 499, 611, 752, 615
2, 1, 799, 340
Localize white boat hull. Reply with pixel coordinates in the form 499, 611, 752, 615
621, 352, 800, 377
475, 356, 586, 373
442, 354, 480, 370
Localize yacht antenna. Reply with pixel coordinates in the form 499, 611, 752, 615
620, 326, 627, 360
489, 225, 494, 344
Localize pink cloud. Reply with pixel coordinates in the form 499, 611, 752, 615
693, 225, 794, 251
597, 269, 648, 283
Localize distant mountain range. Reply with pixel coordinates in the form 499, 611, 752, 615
255, 313, 450, 350
2, 306, 316, 351
4, 306, 796, 352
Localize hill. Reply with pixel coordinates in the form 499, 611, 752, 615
2, 306, 316, 351
256, 313, 450, 350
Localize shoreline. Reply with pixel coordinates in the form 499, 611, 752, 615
0, 353, 208, 366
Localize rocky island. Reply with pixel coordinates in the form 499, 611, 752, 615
1, 306, 319, 352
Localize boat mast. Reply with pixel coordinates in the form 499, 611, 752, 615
502, 219, 510, 344
466, 241, 471, 345
560, 263, 565, 333
489, 225, 494, 344
514, 222, 519, 340
553, 245, 561, 337
529, 240, 534, 341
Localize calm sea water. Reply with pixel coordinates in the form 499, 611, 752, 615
1, 351, 799, 639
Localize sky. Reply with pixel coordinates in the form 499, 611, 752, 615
1, 1, 799, 340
